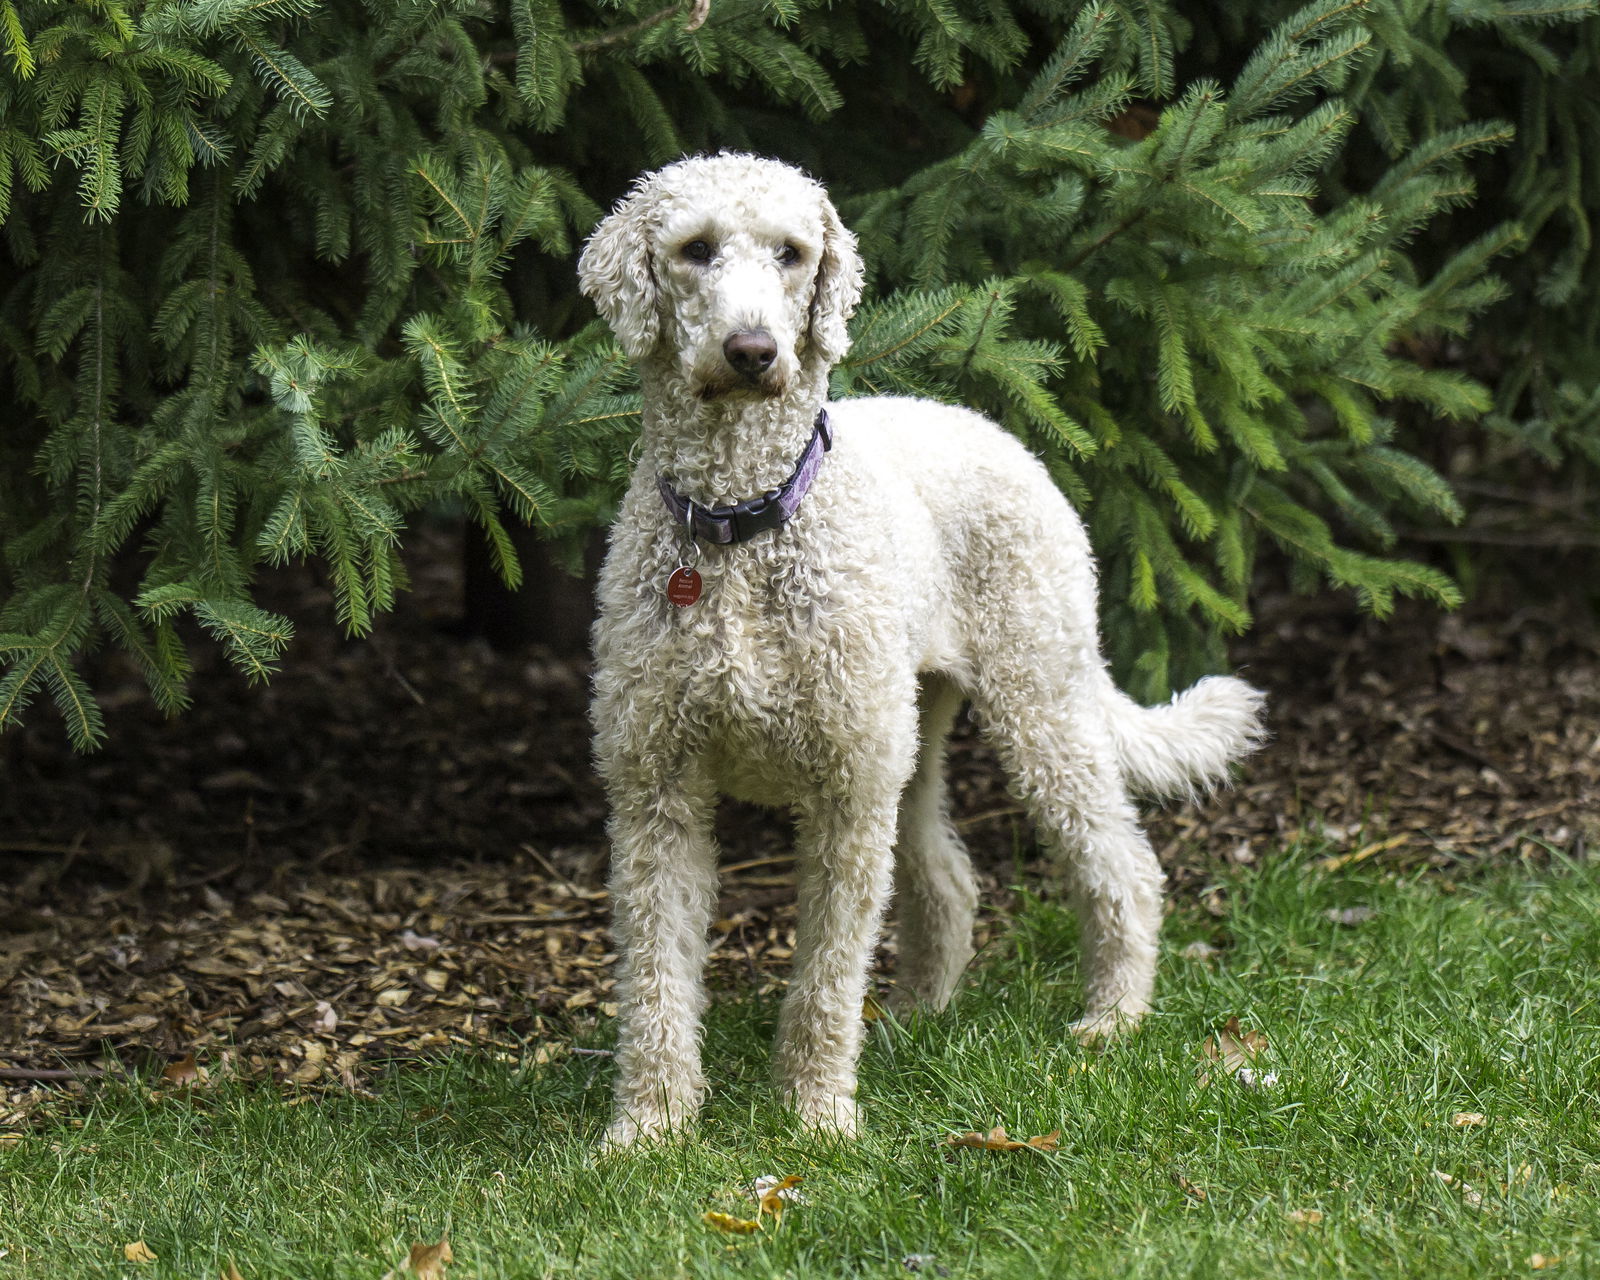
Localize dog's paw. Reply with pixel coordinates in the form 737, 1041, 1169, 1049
791, 1092, 861, 1139
598, 1116, 648, 1155
884, 980, 958, 1015
1068, 1007, 1144, 1047
882, 985, 924, 1015
599, 1109, 689, 1155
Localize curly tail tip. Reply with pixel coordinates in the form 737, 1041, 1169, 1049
1111, 675, 1267, 801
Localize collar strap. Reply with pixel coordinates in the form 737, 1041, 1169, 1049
657, 409, 833, 545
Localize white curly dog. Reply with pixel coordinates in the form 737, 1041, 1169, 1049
579, 153, 1263, 1148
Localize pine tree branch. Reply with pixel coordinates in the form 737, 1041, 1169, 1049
956, 288, 1003, 380
1060, 207, 1150, 273
572, 0, 711, 53
488, 0, 711, 66
78, 281, 106, 595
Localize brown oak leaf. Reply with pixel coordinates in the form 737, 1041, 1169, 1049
1199, 1016, 1269, 1085
756, 1174, 804, 1222
703, 1211, 762, 1234
407, 1237, 452, 1278
946, 1125, 1060, 1152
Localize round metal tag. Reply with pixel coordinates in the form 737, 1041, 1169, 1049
665, 566, 703, 607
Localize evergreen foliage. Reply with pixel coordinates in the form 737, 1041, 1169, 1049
1189, 0, 1600, 469
1, 0, 1593, 746
840, 0, 1517, 694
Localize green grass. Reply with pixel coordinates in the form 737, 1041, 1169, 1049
4, 850, 1599, 1279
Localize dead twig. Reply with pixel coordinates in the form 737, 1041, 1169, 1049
955, 805, 1026, 831
719, 854, 796, 875
519, 843, 585, 897
0, 1066, 107, 1082
1316, 833, 1410, 873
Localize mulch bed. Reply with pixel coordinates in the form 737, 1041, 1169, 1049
3, 529, 1596, 1124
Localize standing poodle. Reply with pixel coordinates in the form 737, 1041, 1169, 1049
578, 153, 1263, 1149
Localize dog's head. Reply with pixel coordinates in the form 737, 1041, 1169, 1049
578, 153, 864, 400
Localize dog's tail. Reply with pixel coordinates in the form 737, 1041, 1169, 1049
1097, 674, 1266, 801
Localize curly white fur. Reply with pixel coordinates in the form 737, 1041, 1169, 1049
579, 153, 1265, 1150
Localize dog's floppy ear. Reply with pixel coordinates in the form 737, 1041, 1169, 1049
806, 193, 864, 371
578, 182, 660, 362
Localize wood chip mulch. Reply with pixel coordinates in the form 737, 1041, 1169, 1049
1149, 599, 1599, 880
2, 537, 1596, 1125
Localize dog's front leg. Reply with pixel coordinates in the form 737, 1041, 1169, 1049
772, 795, 898, 1136
602, 760, 719, 1150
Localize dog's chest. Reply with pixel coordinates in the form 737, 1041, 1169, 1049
617, 534, 897, 795
667, 552, 834, 720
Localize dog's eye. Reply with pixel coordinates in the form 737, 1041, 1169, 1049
682, 239, 713, 263
777, 243, 802, 267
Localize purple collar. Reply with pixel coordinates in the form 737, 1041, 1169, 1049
657, 409, 833, 545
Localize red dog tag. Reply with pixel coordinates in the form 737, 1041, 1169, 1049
666, 566, 702, 607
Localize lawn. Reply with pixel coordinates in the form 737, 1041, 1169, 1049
3, 847, 1597, 1279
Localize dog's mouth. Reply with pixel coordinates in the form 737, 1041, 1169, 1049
697, 372, 787, 402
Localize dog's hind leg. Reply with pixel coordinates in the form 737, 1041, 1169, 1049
601, 757, 721, 1149
890, 674, 978, 1011
971, 670, 1164, 1042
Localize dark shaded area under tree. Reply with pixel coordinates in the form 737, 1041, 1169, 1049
2, 523, 1594, 1111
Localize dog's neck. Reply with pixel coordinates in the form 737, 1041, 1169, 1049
637, 365, 831, 509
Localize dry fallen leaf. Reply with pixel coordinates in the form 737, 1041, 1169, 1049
1174, 1173, 1207, 1202
1199, 1016, 1269, 1085
946, 1125, 1060, 1152
755, 1177, 806, 1203
289, 1059, 323, 1085
221, 1263, 246, 1280
407, 1237, 452, 1278
702, 1211, 762, 1235
1528, 1253, 1561, 1270
1433, 1170, 1486, 1209
123, 1241, 157, 1263
1285, 1208, 1324, 1226
754, 1173, 805, 1221
162, 1054, 202, 1087
1451, 1112, 1486, 1128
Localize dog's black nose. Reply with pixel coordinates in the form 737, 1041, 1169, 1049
723, 329, 778, 378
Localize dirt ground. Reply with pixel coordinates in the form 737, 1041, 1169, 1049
2, 529, 1596, 1120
